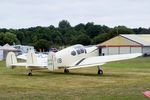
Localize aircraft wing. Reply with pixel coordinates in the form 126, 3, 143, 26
68, 53, 142, 69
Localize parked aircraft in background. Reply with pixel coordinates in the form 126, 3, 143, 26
6, 44, 142, 76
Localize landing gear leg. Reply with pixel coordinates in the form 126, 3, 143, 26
64, 68, 69, 73
97, 66, 103, 76
27, 70, 32, 76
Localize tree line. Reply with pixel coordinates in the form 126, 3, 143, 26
0, 20, 150, 51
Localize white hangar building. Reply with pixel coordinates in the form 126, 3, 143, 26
97, 34, 150, 55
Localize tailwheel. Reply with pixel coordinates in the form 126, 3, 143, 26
97, 66, 103, 76
27, 70, 32, 76
64, 68, 69, 73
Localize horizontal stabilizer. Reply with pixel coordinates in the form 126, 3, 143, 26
6, 52, 26, 69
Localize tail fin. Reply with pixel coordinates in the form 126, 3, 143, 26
47, 51, 57, 71
26, 50, 37, 65
6, 52, 17, 69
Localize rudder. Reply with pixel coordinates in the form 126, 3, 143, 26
26, 50, 37, 65
6, 52, 17, 69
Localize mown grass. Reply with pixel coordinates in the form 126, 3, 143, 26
0, 57, 150, 100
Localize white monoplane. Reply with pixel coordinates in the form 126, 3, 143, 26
6, 44, 142, 76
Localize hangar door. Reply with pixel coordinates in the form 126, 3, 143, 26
131, 47, 142, 53
101, 46, 142, 55
120, 47, 130, 54
107, 47, 119, 55
102, 47, 130, 55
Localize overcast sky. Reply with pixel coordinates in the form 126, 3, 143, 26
0, 0, 150, 29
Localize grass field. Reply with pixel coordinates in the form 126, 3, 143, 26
0, 57, 150, 100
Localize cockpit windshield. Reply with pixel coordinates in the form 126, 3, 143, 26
71, 45, 87, 55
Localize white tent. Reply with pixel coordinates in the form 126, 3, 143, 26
0, 44, 17, 60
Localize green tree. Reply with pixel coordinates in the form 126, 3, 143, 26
110, 26, 135, 37
93, 33, 109, 44
4, 32, 20, 44
34, 39, 50, 51
15, 31, 25, 44
0, 32, 20, 45
51, 31, 63, 46
63, 29, 78, 45
85, 22, 107, 38
75, 23, 85, 31
72, 32, 91, 45
59, 20, 71, 29
0, 32, 5, 45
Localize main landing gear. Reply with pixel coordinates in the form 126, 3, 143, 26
63, 67, 103, 75
27, 70, 32, 76
97, 66, 103, 76
64, 68, 69, 73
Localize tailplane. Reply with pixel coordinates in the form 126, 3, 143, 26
6, 52, 17, 69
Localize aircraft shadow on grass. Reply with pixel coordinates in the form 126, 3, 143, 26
35, 70, 127, 78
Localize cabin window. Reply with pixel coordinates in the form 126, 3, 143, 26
71, 51, 76, 56
77, 49, 81, 54
85, 49, 87, 54
81, 49, 84, 53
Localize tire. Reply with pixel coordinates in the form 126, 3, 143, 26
98, 69, 103, 75
28, 72, 32, 76
64, 68, 69, 73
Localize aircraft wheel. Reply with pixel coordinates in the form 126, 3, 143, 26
28, 72, 32, 76
27, 70, 32, 76
64, 68, 69, 73
98, 69, 103, 75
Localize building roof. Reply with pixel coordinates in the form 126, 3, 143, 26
120, 34, 150, 46
97, 34, 150, 47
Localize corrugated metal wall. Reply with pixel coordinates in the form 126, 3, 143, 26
101, 47, 142, 55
